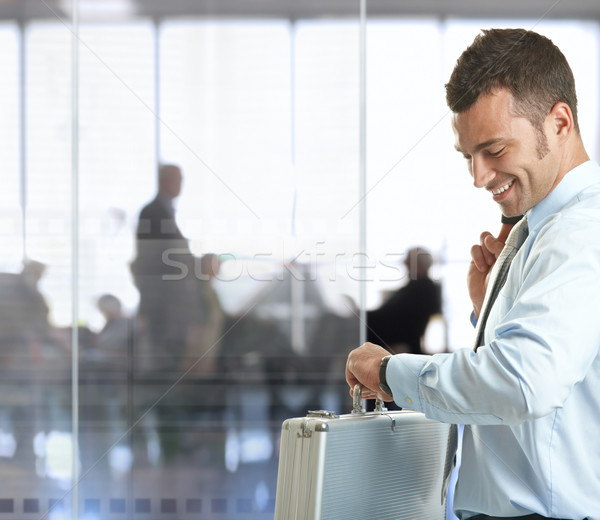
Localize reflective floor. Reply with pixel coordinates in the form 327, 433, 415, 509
0, 320, 353, 520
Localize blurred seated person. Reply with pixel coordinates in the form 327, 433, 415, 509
367, 247, 442, 355
0, 260, 68, 367
97, 294, 136, 349
83, 293, 139, 368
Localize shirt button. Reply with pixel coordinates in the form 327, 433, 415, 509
405, 397, 413, 405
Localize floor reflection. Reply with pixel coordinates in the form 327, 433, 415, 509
0, 261, 357, 519
0, 366, 350, 519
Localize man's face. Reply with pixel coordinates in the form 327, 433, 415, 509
452, 88, 561, 217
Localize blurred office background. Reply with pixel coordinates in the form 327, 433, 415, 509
0, 0, 598, 519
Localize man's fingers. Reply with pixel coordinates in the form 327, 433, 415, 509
478, 232, 496, 265
483, 233, 506, 257
471, 244, 490, 273
377, 391, 394, 402
345, 365, 358, 390
362, 388, 377, 399
345, 342, 390, 398
347, 386, 390, 402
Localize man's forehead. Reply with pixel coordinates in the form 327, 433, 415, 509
451, 91, 515, 151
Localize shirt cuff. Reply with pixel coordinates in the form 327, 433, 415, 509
470, 311, 477, 328
386, 353, 431, 410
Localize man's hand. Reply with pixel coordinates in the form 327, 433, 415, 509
468, 222, 513, 318
345, 342, 394, 402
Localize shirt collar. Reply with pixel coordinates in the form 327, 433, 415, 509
527, 160, 600, 230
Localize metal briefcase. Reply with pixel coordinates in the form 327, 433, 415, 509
274, 388, 450, 520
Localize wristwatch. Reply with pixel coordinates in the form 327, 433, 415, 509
379, 355, 393, 397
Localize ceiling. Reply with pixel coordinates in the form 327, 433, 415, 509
5, 0, 600, 23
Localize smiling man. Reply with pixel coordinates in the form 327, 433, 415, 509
346, 29, 600, 519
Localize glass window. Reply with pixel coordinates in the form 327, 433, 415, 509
0, 8, 597, 520
0, 23, 20, 272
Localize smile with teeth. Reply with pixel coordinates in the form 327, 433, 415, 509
491, 180, 514, 195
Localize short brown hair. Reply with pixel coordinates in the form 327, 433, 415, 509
445, 28, 579, 134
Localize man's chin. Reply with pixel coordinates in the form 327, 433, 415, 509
499, 201, 523, 219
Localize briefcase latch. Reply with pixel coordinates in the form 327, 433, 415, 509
307, 410, 338, 419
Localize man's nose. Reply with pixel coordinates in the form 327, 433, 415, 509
471, 155, 496, 189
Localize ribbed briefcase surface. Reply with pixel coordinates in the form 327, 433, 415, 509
274, 391, 450, 520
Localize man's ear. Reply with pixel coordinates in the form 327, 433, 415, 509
549, 102, 574, 142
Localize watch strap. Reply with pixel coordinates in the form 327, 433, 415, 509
379, 355, 393, 397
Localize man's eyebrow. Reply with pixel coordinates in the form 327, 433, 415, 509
455, 138, 505, 154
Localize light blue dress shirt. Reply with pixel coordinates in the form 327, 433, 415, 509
387, 160, 600, 519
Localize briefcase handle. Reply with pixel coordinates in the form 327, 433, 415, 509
352, 384, 387, 414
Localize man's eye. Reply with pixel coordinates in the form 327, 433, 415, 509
462, 153, 471, 160
487, 147, 505, 157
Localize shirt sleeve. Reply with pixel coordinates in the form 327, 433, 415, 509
386, 214, 600, 426
470, 311, 477, 328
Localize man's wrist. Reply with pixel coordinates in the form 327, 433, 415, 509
379, 355, 393, 397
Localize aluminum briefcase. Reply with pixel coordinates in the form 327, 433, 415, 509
274, 388, 450, 520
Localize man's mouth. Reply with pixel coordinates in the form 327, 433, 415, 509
491, 179, 514, 196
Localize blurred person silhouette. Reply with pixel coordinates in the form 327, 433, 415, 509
183, 253, 226, 376
0, 260, 67, 363
367, 247, 442, 355
130, 164, 202, 463
93, 293, 139, 362
18, 259, 48, 322
130, 163, 199, 372
80, 294, 139, 471
0, 260, 69, 467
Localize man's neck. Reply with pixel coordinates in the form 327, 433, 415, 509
561, 136, 590, 178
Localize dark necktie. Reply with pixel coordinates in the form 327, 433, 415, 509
441, 217, 529, 503
473, 217, 529, 350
